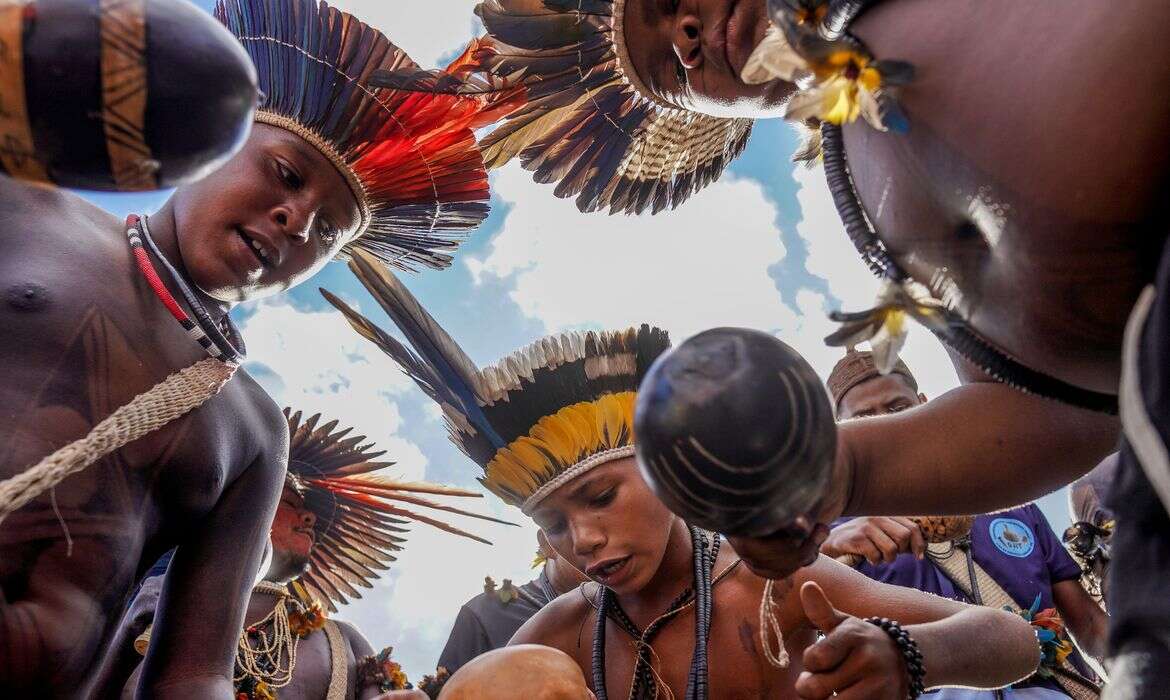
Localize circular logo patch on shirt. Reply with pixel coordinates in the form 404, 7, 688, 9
989, 517, 1035, 558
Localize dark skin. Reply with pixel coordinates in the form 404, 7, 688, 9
516, 457, 1038, 699
118, 488, 388, 700
620, 0, 1143, 579
0, 122, 360, 697
822, 373, 1110, 664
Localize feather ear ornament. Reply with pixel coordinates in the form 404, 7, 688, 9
741, 0, 913, 162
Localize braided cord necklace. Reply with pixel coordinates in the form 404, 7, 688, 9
125, 214, 246, 364
591, 528, 735, 700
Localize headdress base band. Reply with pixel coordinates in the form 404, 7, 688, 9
521, 445, 636, 515
254, 110, 371, 236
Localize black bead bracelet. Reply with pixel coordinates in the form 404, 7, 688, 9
865, 617, 926, 699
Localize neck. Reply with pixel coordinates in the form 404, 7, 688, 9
145, 199, 232, 321
617, 518, 694, 623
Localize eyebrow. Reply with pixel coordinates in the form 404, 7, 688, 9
565, 472, 609, 503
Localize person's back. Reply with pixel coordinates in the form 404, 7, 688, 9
0, 178, 285, 694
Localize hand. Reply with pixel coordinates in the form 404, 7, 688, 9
820, 517, 926, 565
727, 448, 853, 580
795, 582, 909, 700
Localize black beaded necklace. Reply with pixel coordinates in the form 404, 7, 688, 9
591, 527, 720, 700
818, 0, 1118, 414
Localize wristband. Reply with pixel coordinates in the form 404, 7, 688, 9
865, 616, 926, 699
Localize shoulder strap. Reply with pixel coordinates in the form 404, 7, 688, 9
324, 619, 349, 700
927, 543, 1102, 699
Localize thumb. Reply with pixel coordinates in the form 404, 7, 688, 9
800, 581, 848, 633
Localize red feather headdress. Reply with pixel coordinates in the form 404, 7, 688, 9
215, 0, 523, 271
283, 408, 513, 611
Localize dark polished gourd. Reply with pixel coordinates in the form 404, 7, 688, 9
635, 327, 836, 537
0, 0, 257, 191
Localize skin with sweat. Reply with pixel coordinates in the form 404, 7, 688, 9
0, 122, 360, 697
515, 457, 1038, 699
116, 487, 390, 700
621, 0, 1149, 578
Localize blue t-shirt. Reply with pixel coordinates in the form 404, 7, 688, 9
842, 505, 1090, 691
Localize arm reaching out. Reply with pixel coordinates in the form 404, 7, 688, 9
838, 381, 1118, 516
731, 378, 1117, 580
135, 413, 287, 698
790, 558, 1038, 698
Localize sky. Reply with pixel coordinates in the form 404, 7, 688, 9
81, 0, 1076, 681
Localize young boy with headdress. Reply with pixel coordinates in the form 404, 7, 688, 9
466, 0, 1164, 684
0, 0, 516, 693
100, 407, 507, 699
321, 251, 1041, 700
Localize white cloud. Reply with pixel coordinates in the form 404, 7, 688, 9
473, 164, 797, 340
238, 297, 425, 479
329, 0, 480, 69
790, 166, 958, 399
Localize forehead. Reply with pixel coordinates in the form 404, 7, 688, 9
838, 374, 918, 416
250, 122, 362, 232
532, 457, 637, 514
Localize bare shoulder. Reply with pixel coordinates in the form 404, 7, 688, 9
510, 582, 596, 652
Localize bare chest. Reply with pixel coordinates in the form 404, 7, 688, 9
840, 0, 1170, 391
582, 604, 810, 699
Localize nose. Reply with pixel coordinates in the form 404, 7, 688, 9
300, 510, 316, 528
571, 518, 606, 558
270, 203, 311, 246
672, 14, 703, 70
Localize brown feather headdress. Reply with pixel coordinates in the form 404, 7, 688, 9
283, 408, 512, 611
321, 250, 671, 515
469, 0, 753, 215
215, 0, 521, 271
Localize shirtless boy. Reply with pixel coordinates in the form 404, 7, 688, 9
0, 0, 499, 693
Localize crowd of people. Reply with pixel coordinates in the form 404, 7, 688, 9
0, 0, 1160, 697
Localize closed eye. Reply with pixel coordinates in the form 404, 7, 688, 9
590, 487, 616, 508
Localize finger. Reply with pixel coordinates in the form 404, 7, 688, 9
795, 653, 869, 700
800, 581, 849, 634
882, 517, 916, 549
865, 526, 899, 563
831, 678, 889, 700
895, 518, 927, 559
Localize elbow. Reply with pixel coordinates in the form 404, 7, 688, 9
1000, 611, 1041, 686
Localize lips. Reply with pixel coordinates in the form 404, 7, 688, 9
586, 555, 632, 586
720, 0, 757, 80
235, 226, 277, 269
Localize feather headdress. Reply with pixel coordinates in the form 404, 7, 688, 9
467, 0, 753, 215
283, 407, 512, 611
321, 250, 671, 515
215, 0, 522, 271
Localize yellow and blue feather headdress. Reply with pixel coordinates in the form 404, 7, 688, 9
321, 250, 671, 514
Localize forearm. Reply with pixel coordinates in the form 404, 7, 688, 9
842, 382, 1118, 516
908, 607, 1037, 689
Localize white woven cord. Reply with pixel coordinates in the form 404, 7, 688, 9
0, 358, 236, 521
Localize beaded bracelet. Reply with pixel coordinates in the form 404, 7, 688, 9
865, 617, 926, 699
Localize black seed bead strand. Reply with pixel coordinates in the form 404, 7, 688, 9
864, 617, 925, 699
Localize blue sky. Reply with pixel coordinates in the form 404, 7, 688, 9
80, 0, 1076, 680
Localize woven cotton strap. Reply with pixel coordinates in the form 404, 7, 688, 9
324, 619, 348, 700
0, 358, 237, 522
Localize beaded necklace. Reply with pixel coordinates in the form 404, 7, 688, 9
124, 214, 246, 364
234, 582, 310, 696
591, 528, 738, 700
